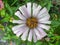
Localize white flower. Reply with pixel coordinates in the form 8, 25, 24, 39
12, 2, 51, 42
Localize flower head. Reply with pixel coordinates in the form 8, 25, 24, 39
12, 3, 51, 42
0, 0, 4, 10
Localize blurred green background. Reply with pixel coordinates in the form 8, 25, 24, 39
0, 0, 60, 45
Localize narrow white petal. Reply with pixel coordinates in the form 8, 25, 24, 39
12, 24, 26, 34
27, 3, 31, 17
33, 5, 42, 17
38, 7, 48, 16
13, 29, 20, 34
34, 29, 40, 37
37, 7, 50, 19
39, 21, 51, 24
33, 3, 37, 16
28, 29, 33, 42
19, 5, 29, 18
33, 3, 37, 11
38, 15, 50, 22
34, 28, 45, 40
33, 30, 37, 42
12, 20, 26, 24
36, 36, 41, 40
38, 24, 50, 30
34, 28, 42, 40
16, 30, 25, 37
21, 27, 29, 41
15, 11, 26, 20
12, 24, 25, 31
37, 27, 47, 37
16, 26, 28, 37
38, 13, 50, 20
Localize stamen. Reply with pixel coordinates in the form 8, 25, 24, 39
26, 17, 38, 29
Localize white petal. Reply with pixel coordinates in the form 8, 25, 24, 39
37, 7, 50, 19
39, 21, 51, 24
37, 13, 50, 20
28, 29, 33, 42
33, 5, 42, 17
16, 26, 28, 37
33, 3, 37, 11
38, 14, 50, 22
13, 29, 20, 34
15, 11, 26, 20
16, 29, 25, 37
37, 27, 47, 37
27, 3, 31, 17
38, 24, 50, 30
21, 27, 29, 41
12, 24, 25, 31
34, 28, 42, 40
12, 20, 26, 24
12, 25, 26, 34
33, 30, 37, 42
38, 7, 48, 16
19, 5, 29, 18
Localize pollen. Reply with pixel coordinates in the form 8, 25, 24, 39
26, 17, 38, 29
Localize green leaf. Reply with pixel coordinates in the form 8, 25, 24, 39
51, 20, 60, 27
55, 40, 60, 45
36, 41, 42, 45
3, 37, 10, 40
11, 0, 18, 6
1, 13, 10, 22
42, 42, 48, 45
46, 1, 52, 11
27, 41, 33, 45
1, 9, 5, 17
5, 3, 13, 15
49, 43, 54, 45
54, 25, 60, 35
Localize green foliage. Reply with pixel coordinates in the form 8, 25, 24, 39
36, 41, 42, 45
0, 0, 60, 45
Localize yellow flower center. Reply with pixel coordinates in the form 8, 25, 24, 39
26, 17, 38, 29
